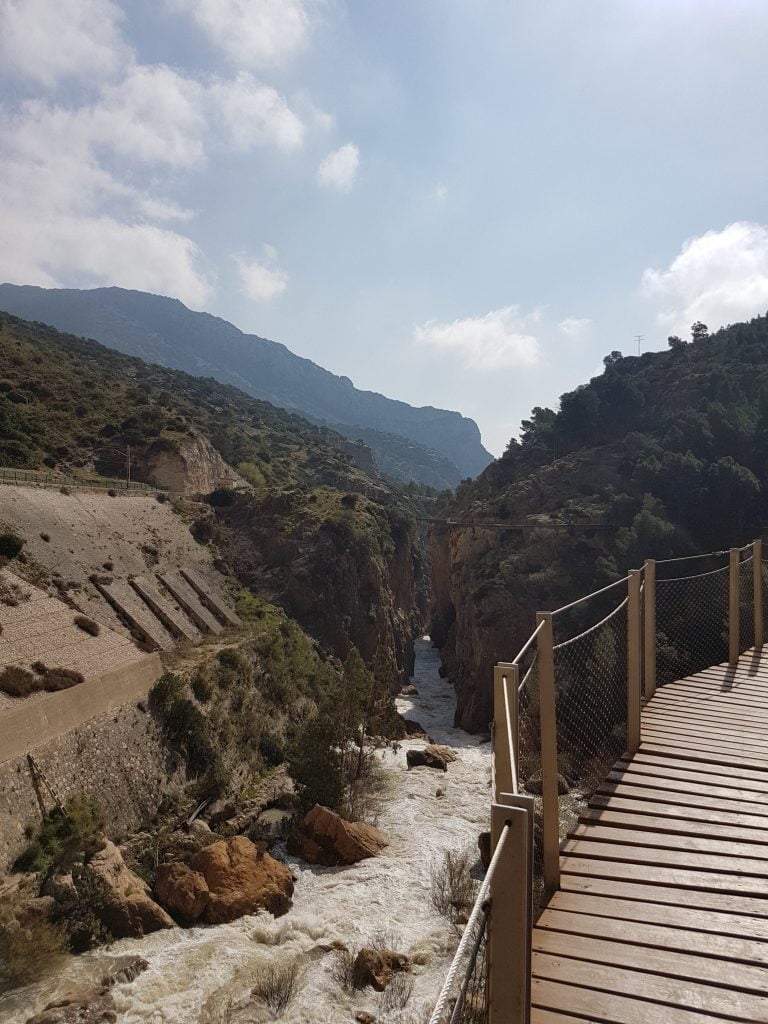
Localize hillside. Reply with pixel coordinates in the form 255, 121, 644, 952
0, 311, 422, 682
432, 314, 768, 730
0, 284, 491, 487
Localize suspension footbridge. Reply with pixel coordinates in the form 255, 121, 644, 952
430, 539, 768, 1023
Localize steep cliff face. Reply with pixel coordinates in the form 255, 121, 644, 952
130, 434, 246, 496
214, 490, 421, 682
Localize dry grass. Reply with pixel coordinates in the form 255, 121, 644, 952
429, 847, 478, 933
251, 958, 301, 1014
379, 972, 414, 1013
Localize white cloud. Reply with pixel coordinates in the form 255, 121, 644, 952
0, 0, 129, 86
317, 143, 359, 191
171, 0, 317, 68
558, 316, 593, 338
233, 250, 288, 301
414, 306, 541, 369
210, 73, 304, 152
641, 222, 768, 337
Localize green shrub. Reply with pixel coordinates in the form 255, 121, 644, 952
14, 795, 105, 874
191, 672, 213, 703
259, 730, 286, 767
0, 532, 24, 559
217, 648, 245, 672
149, 672, 185, 712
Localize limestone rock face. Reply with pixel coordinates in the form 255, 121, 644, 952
154, 861, 210, 921
77, 841, 174, 939
190, 836, 294, 923
406, 744, 457, 772
287, 805, 389, 867
352, 947, 410, 991
24, 987, 116, 1024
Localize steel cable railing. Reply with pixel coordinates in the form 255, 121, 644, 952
427, 823, 511, 1024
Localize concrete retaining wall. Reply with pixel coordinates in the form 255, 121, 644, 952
0, 653, 162, 765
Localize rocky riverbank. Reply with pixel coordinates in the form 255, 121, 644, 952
2, 640, 491, 1024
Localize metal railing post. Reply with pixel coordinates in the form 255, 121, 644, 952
627, 570, 642, 754
489, 794, 534, 1024
643, 559, 656, 699
535, 611, 560, 894
493, 663, 518, 799
729, 547, 740, 666
754, 539, 763, 651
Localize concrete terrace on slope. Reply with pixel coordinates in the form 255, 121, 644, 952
531, 650, 768, 1024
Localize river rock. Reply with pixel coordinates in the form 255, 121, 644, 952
352, 947, 410, 991
356, 1013, 376, 1024
190, 836, 294, 923
402, 718, 432, 740
101, 957, 149, 987
76, 841, 174, 939
406, 744, 457, 771
154, 862, 210, 921
23, 987, 116, 1024
400, 684, 418, 696
287, 804, 389, 866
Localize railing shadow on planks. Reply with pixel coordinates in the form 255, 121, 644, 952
427, 537, 766, 1024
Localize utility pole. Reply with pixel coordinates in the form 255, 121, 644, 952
634, 334, 644, 356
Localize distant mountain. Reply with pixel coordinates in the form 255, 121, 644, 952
0, 285, 491, 486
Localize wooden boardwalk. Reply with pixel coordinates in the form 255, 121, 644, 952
530, 649, 768, 1024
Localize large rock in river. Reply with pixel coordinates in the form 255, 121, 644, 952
24, 987, 116, 1024
77, 841, 173, 939
352, 947, 410, 991
190, 836, 294, 923
406, 744, 457, 771
287, 804, 389, 867
154, 861, 210, 922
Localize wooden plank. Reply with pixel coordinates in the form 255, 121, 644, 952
562, 839, 768, 877
532, 953, 768, 1020
595, 781, 768, 818
613, 758, 768, 794
560, 854, 768, 896
636, 740, 768, 771
537, 908, 768, 967
640, 725, 768, 759
568, 823, 768, 861
630, 751, 768, 785
531, 1012, 586, 1024
546, 890, 768, 940
589, 792, 768, 831
559, 871, 768, 916
643, 710, 768, 741
602, 769, 768, 805
532, 928, 768, 992
579, 807, 768, 846
639, 740, 768, 773
645, 689, 768, 719
532, 978, 735, 1024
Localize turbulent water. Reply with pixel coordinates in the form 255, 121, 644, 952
3, 639, 491, 1024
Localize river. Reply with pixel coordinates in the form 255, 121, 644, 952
3, 638, 491, 1024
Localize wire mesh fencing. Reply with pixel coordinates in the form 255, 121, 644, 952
655, 557, 730, 686
443, 908, 489, 1024
551, 593, 629, 843
516, 653, 544, 914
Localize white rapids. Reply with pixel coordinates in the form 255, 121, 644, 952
2, 638, 491, 1024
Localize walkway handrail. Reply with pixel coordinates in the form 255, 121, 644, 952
433, 534, 767, 1024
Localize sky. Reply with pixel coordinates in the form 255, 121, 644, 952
1, 1, 768, 456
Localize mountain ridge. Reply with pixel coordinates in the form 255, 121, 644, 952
0, 284, 492, 487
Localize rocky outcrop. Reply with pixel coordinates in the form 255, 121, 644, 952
287, 804, 388, 867
76, 840, 174, 939
154, 862, 210, 921
189, 836, 294, 923
24, 988, 117, 1024
352, 947, 410, 991
134, 434, 246, 497
406, 745, 457, 772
